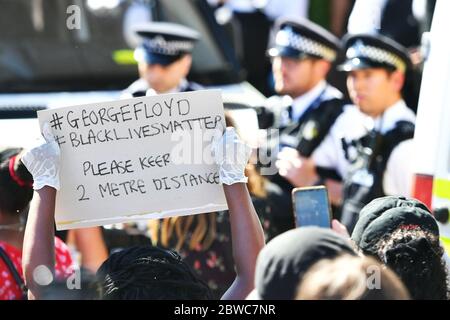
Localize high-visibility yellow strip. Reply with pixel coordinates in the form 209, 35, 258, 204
112, 50, 137, 65
441, 236, 450, 255
434, 179, 450, 200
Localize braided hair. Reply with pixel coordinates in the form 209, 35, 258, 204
376, 226, 449, 300
96, 246, 213, 300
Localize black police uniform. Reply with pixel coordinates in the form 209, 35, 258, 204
121, 22, 203, 98
276, 87, 348, 182
338, 34, 416, 232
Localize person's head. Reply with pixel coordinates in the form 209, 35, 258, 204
137, 54, 193, 94
250, 227, 356, 300
297, 254, 410, 300
133, 22, 199, 93
268, 17, 340, 98
0, 147, 33, 218
351, 196, 449, 300
96, 246, 212, 300
339, 34, 411, 117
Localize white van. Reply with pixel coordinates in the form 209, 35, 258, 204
412, 0, 450, 253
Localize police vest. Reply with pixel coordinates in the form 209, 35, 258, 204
340, 121, 415, 232
279, 98, 346, 181
268, 97, 346, 194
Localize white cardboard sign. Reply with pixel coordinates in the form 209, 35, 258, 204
37, 90, 228, 230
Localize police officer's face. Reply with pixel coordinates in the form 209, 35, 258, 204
272, 56, 324, 98
347, 68, 404, 117
138, 55, 192, 93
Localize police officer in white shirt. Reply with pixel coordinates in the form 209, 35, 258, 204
122, 22, 203, 98
338, 34, 416, 232
267, 17, 366, 209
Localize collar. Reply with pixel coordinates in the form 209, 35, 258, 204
146, 78, 188, 96
373, 100, 416, 134
291, 80, 327, 122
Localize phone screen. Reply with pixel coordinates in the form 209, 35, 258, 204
292, 186, 331, 228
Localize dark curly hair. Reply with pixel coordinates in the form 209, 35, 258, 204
96, 246, 213, 300
376, 227, 449, 300
0, 148, 33, 215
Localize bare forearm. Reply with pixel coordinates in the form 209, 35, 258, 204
72, 227, 108, 272
22, 187, 56, 299
222, 183, 265, 299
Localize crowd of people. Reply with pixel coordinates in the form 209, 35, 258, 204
1, 0, 449, 300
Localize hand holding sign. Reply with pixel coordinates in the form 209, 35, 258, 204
22, 122, 61, 191
212, 128, 252, 185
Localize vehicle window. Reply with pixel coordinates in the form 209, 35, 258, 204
0, 0, 240, 93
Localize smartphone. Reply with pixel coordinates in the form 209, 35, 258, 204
292, 186, 332, 228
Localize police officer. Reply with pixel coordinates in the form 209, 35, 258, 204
347, 0, 437, 112
338, 34, 416, 232
122, 22, 203, 98
267, 17, 366, 208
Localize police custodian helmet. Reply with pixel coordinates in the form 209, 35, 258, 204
338, 34, 411, 73
133, 22, 200, 66
267, 17, 341, 63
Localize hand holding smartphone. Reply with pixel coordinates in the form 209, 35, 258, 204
292, 186, 332, 228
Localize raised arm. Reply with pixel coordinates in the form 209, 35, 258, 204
21, 123, 61, 299
69, 227, 108, 273
212, 128, 265, 300
222, 183, 265, 300
23, 187, 57, 299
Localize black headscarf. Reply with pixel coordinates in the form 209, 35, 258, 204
254, 227, 356, 300
351, 196, 439, 256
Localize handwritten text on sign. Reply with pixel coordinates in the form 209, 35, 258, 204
37, 90, 227, 230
